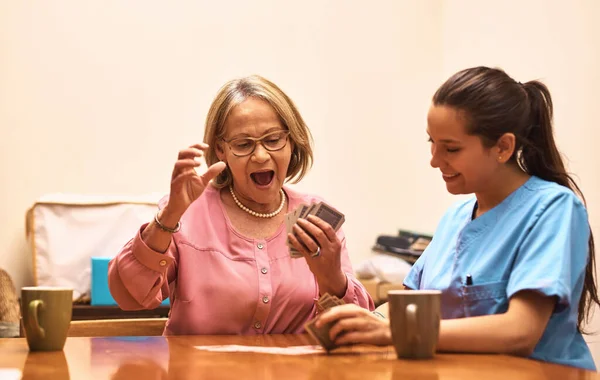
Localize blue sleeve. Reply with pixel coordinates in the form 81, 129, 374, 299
507, 192, 590, 312
403, 252, 425, 289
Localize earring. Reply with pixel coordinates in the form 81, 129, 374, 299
498, 156, 503, 161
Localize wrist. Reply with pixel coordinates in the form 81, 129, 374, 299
319, 271, 347, 298
385, 325, 393, 345
156, 207, 182, 231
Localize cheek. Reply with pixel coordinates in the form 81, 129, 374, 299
464, 159, 495, 184
227, 157, 249, 178
275, 151, 293, 177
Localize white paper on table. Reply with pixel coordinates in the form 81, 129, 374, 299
0, 369, 22, 380
194, 345, 324, 355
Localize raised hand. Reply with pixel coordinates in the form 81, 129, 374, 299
166, 143, 226, 218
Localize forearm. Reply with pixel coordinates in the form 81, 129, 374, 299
318, 273, 375, 311
108, 239, 173, 310
438, 313, 536, 356
317, 270, 348, 299
142, 207, 182, 253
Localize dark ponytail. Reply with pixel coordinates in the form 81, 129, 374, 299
433, 66, 599, 332
521, 81, 598, 333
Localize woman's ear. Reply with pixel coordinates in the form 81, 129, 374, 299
496, 132, 516, 163
215, 141, 226, 162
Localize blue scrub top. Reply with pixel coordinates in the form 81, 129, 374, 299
404, 176, 595, 371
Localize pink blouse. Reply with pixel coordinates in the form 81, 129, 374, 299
108, 185, 374, 335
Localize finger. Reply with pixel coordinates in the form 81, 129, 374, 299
171, 159, 201, 180
328, 316, 372, 340
178, 148, 205, 160
188, 142, 210, 150
316, 304, 366, 327
292, 224, 319, 254
171, 170, 198, 187
288, 233, 312, 257
199, 161, 227, 183
335, 330, 379, 346
174, 159, 201, 171
306, 215, 337, 242
297, 218, 331, 248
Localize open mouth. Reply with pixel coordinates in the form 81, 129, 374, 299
250, 170, 275, 186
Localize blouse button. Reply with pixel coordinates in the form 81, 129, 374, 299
261, 268, 268, 274
257, 243, 264, 250
254, 321, 262, 329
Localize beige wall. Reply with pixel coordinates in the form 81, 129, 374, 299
0, 0, 444, 291
1, 0, 599, 364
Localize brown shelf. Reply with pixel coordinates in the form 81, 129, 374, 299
71, 304, 170, 320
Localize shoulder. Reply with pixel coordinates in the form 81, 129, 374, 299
522, 177, 587, 218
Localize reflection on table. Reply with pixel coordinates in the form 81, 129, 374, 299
0, 334, 597, 380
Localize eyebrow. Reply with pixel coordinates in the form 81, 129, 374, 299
229, 127, 285, 140
426, 131, 461, 144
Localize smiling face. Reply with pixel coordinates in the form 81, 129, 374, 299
216, 97, 293, 207
427, 104, 501, 195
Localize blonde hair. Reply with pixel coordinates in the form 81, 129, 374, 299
203, 75, 314, 188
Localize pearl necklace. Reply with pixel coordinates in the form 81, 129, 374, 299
229, 185, 286, 218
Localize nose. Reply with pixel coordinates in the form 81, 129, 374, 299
251, 142, 270, 163
429, 144, 441, 168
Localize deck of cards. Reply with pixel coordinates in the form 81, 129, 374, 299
285, 201, 345, 258
304, 293, 346, 351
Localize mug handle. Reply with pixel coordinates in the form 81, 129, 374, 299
28, 300, 46, 339
405, 303, 420, 346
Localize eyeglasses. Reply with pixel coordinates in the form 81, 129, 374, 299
222, 130, 290, 157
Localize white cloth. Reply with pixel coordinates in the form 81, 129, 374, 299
26, 193, 161, 300
355, 253, 412, 284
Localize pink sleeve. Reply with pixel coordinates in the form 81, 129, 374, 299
336, 229, 375, 311
108, 223, 176, 310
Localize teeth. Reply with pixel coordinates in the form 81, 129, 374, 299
443, 173, 459, 178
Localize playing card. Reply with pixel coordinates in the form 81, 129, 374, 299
287, 201, 346, 259
304, 293, 346, 351
297, 203, 311, 219
305, 203, 318, 219
304, 318, 338, 351
194, 345, 324, 355
288, 203, 311, 258
311, 202, 345, 231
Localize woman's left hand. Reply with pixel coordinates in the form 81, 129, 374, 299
288, 215, 347, 297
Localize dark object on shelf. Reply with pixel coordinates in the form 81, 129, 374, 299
373, 230, 433, 264
71, 304, 170, 321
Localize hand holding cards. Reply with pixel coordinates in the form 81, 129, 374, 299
285, 201, 345, 258
304, 293, 346, 351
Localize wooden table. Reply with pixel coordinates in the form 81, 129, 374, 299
0, 335, 597, 379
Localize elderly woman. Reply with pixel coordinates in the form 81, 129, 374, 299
108, 75, 374, 335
